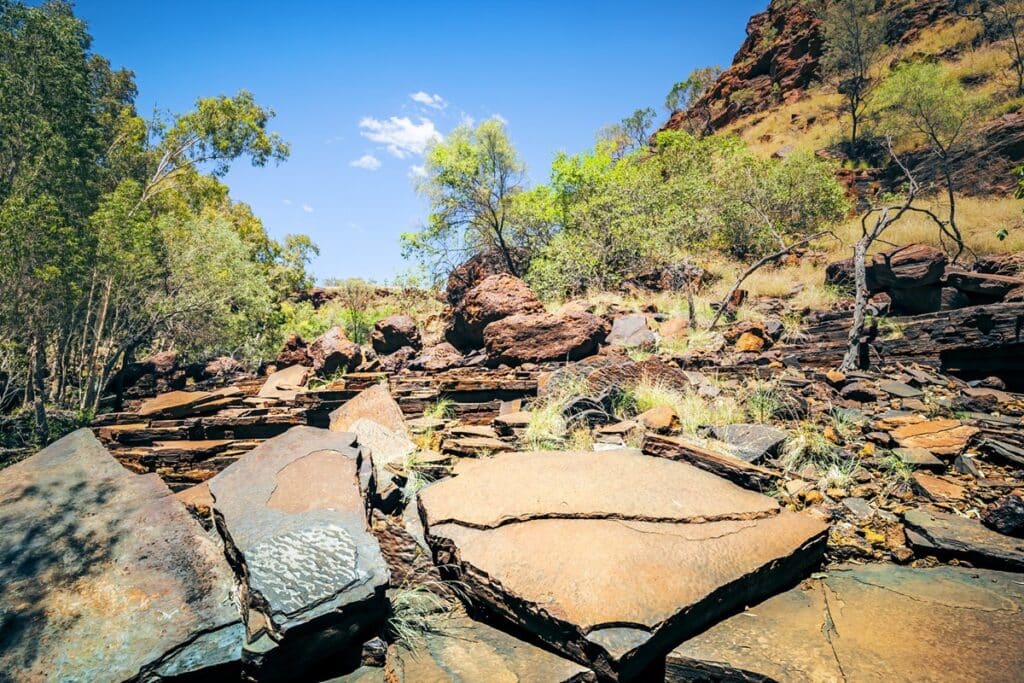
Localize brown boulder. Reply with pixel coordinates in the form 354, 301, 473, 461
445, 274, 544, 351
826, 244, 947, 292
276, 333, 312, 367
946, 270, 1024, 299
444, 250, 518, 307
974, 252, 1024, 277
309, 326, 363, 375
370, 314, 421, 355
483, 310, 608, 366
408, 342, 466, 372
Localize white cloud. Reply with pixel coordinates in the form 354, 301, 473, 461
410, 91, 447, 110
490, 113, 508, 125
408, 164, 427, 179
349, 154, 382, 171
458, 112, 475, 128
359, 116, 442, 158
302, 204, 314, 214
282, 198, 293, 205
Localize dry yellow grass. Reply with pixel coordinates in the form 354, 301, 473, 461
901, 17, 981, 58
832, 194, 1024, 259
724, 91, 845, 156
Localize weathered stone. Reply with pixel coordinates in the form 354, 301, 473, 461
310, 325, 364, 375
446, 273, 544, 350
890, 418, 979, 455
408, 342, 466, 372
735, 331, 765, 352
904, 508, 1024, 571
0, 430, 244, 681
276, 332, 312, 367
377, 345, 417, 373
636, 405, 678, 433
658, 317, 689, 341
667, 564, 1024, 682
329, 382, 406, 434
384, 614, 596, 682
371, 314, 421, 355
483, 310, 608, 366
711, 423, 787, 463
982, 493, 1024, 538
138, 388, 240, 418
892, 446, 944, 469
946, 269, 1024, 298
878, 380, 923, 398
258, 364, 310, 401
418, 449, 827, 680
839, 382, 878, 403
607, 313, 657, 349
208, 427, 389, 679
911, 472, 965, 501
643, 434, 778, 492
826, 243, 946, 292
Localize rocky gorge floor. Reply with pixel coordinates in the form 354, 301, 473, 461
3, 246, 1024, 681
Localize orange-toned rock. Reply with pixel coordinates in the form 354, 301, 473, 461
659, 317, 689, 340
419, 449, 827, 680
890, 418, 979, 456
735, 331, 765, 352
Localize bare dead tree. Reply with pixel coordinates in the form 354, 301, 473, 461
840, 148, 947, 370
706, 230, 837, 330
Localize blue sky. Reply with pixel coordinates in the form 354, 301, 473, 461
73, 0, 765, 282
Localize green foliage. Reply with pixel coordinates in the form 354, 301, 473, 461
402, 118, 549, 281
0, 1, 314, 432
423, 398, 455, 420
821, 0, 887, 145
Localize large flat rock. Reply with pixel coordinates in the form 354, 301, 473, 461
0, 429, 243, 681
667, 564, 1024, 682
329, 382, 406, 434
904, 507, 1024, 571
418, 450, 827, 680
385, 613, 596, 682
208, 426, 389, 680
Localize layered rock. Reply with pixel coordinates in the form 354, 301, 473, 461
208, 426, 389, 680
0, 430, 244, 680
418, 449, 827, 679
667, 564, 1024, 682
445, 273, 544, 351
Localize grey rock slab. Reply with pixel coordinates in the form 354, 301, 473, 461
418, 449, 827, 680
667, 564, 1024, 683
208, 426, 389, 679
606, 313, 657, 348
893, 446, 944, 469
878, 380, 924, 398
904, 507, 1024, 571
711, 423, 787, 463
0, 429, 244, 681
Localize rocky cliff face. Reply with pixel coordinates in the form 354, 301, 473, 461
664, 0, 956, 134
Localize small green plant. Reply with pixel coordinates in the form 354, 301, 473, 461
881, 452, 913, 483
626, 347, 654, 362
780, 311, 808, 343
879, 318, 906, 341
781, 422, 837, 472
827, 405, 860, 442
522, 402, 568, 450
307, 367, 347, 390
423, 398, 455, 420
747, 380, 784, 423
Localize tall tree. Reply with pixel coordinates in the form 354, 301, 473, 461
957, 0, 1024, 95
403, 119, 536, 278
822, 0, 887, 148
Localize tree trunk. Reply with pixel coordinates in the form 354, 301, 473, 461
841, 236, 871, 371
31, 336, 48, 443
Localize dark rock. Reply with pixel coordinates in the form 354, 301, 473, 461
840, 382, 878, 403
667, 564, 1024, 683
276, 333, 312, 367
208, 427, 389, 680
946, 270, 1024, 299
904, 508, 1024, 571
310, 326, 364, 375
878, 380, 923, 399
445, 274, 544, 351
620, 259, 706, 294
444, 250, 519, 307
606, 313, 657, 349
483, 310, 608, 366
940, 286, 971, 310
889, 286, 942, 314
974, 253, 1024, 277
0, 430, 244, 680
377, 346, 417, 373
370, 314, 421, 355
826, 244, 947, 292
982, 494, 1024, 538
360, 637, 388, 668
711, 423, 787, 463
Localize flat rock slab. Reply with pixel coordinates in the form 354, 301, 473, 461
878, 380, 924, 398
889, 418, 979, 455
711, 423, 787, 463
667, 564, 1024, 682
904, 507, 1024, 571
0, 429, 243, 681
385, 614, 596, 682
329, 381, 407, 434
257, 363, 310, 401
418, 450, 827, 680
208, 426, 389, 679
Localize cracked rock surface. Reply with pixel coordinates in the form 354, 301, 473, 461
667, 563, 1024, 682
0, 429, 244, 681
418, 449, 828, 680
208, 426, 389, 680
